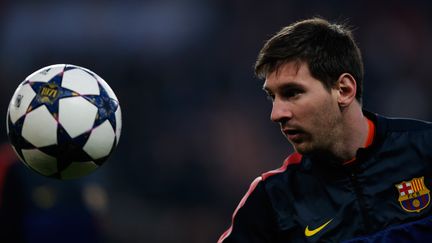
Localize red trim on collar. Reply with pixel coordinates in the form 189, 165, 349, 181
262, 152, 302, 181
343, 117, 375, 165
364, 117, 375, 148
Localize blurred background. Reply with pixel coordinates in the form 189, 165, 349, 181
1, 0, 432, 242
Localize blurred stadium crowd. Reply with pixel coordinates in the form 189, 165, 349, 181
1, 0, 432, 242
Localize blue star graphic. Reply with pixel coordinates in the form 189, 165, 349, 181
26, 70, 78, 119
83, 82, 119, 130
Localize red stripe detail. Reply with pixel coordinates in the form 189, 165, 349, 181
411, 179, 417, 192
420, 179, 425, 190
342, 157, 356, 165
218, 153, 302, 242
261, 152, 302, 181
0, 143, 18, 207
218, 176, 262, 243
413, 179, 420, 192
364, 117, 375, 148
343, 117, 376, 165
420, 195, 426, 205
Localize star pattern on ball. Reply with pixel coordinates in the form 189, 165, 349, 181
38, 124, 94, 172
7, 114, 35, 161
7, 64, 121, 179
25, 71, 79, 120
82, 82, 119, 130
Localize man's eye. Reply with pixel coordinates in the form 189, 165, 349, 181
283, 89, 302, 99
266, 94, 275, 102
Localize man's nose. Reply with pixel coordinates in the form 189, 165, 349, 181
270, 99, 293, 123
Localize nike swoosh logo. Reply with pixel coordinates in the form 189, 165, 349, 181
304, 219, 333, 237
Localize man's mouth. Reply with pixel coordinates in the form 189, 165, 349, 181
285, 129, 299, 135
282, 129, 304, 141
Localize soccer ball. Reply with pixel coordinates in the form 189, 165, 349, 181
6, 64, 122, 179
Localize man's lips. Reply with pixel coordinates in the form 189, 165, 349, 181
282, 128, 303, 134
282, 128, 304, 141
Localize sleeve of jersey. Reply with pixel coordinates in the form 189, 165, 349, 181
217, 176, 278, 243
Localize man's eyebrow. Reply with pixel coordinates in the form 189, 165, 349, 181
262, 83, 304, 92
279, 83, 304, 90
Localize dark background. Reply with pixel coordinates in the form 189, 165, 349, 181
1, 1, 432, 242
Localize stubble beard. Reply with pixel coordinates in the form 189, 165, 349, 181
290, 104, 342, 156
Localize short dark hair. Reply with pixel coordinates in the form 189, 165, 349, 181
255, 17, 364, 103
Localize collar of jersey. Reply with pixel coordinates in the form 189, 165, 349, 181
343, 115, 376, 165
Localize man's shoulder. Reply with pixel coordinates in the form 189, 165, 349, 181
384, 116, 432, 132
261, 152, 302, 181
365, 110, 432, 133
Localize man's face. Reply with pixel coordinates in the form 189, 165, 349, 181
263, 61, 342, 154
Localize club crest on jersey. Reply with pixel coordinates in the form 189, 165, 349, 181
395, 176, 430, 213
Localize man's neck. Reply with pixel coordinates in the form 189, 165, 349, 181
332, 103, 369, 162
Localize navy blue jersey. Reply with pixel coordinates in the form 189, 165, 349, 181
219, 111, 432, 242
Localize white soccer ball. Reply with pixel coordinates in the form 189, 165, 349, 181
6, 64, 122, 179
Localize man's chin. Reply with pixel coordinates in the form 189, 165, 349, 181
291, 142, 313, 155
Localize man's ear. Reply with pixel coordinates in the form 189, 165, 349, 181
335, 73, 357, 107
